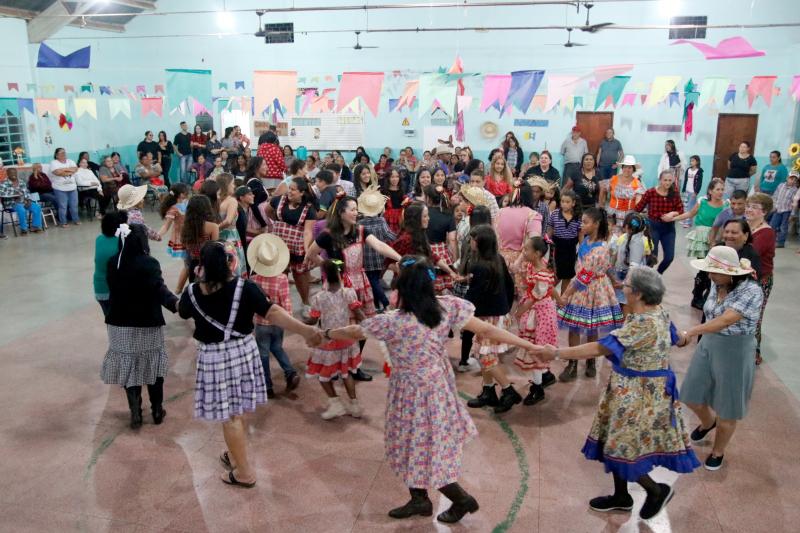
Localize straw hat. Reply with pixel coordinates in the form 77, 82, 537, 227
116, 184, 148, 210
458, 185, 489, 207
247, 233, 290, 277
480, 121, 499, 139
527, 176, 551, 191
357, 185, 388, 217
620, 155, 637, 167
690, 245, 754, 276
436, 143, 453, 155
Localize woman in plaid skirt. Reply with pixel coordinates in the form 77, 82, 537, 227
178, 242, 322, 488
305, 196, 402, 380
103, 224, 178, 430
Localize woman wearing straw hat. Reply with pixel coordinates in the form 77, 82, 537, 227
677, 245, 763, 471
608, 156, 645, 228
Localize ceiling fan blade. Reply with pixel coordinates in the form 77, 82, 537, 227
580, 22, 613, 33
571, 42, 588, 46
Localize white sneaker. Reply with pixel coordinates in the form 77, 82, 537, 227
347, 398, 363, 418
301, 304, 311, 320
321, 397, 347, 420
457, 358, 479, 372
457, 363, 472, 373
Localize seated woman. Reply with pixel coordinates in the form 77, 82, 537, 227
191, 153, 214, 191
99, 155, 127, 200
111, 152, 131, 184
26, 162, 57, 206
0, 168, 43, 234
135, 153, 168, 195
75, 158, 107, 218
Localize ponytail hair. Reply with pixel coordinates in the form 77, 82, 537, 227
622, 212, 648, 267
159, 182, 189, 219
321, 259, 343, 285
396, 256, 443, 328
583, 206, 609, 240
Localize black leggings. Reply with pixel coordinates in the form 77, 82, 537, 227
460, 330, 474, 366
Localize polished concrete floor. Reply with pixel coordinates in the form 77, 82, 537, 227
1, 212, 799, 532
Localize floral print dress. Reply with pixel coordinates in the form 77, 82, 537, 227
583, 309, 701, 481
361, 296, 477, 488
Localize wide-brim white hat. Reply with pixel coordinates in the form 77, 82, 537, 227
480, 121, 499, 139
357, 185, 388, 217
247, 233, 290, 277
620, 155, 637, 167
690, 245, 754, 276
116, 184, 148, 210
436, 143, 454, 155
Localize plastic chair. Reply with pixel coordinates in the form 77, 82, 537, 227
1, 199, 19, 237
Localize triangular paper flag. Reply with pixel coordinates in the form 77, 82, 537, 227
388, 98, 400, 113
80, 84, 92, 93
698, 78, 731, 108
26, 83, 36, 92
747, 76, 777, 107
668, 91, 680, 107
594, 76, 630, 110
396, 80, 419, 111
724, 86, 737, 105
790, 76, 800, 101
621, 93, 636, 107
235, 81, 245, 90
337, 72, 384, 117
64, 85, 75, 93
136, 85, 146, 94
219, 82, 228, 90
646, 76, 681, 107
74, 98, 97, 119
17, 98, 34, 115
99, 86, 111, 95
108, 98, 131, 119
7, 83, 18, 92
502, 70, 545, 115
36, 42, 91, 69
480, 75, 512, 112
0, 98, 19, 117
672, 36, 765, 60
154, 84, 164, 94
141, 97, 163, 117
35, 98, 64, 117
457, 95, 473, 113
545, 75, 579, 111
192, 97, 210, 116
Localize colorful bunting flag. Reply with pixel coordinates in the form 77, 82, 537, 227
337, 72, 384, 117
141, 97, 163, 117
26, 83, 36, 92
388, 98, 400, 113
747, 76, 777, 107
682, 79, 699, 139
99, 86, 112, 95
396, 80, 419, 111
192, 97, 210, 116
698, 78, 730, 108
724, 85, 737, 105
36, 43, 91, 69
74, 98, 97, 119
136, 85, 146, 94
18, 98, 34, 115
0, 98, 19, 117
154, 84, 164, 94
219, 82, 228, 90
253, 71, 297, 116
80, 84, 92, 93
235, 80, 245, 90
109, 98, 131, 119
545, 75, 579, 111
668, 91, 680, 107
790, 76, 800, 101
64, 85, 75, 93
418, 73, 455, 117
646, 76, 680, 107
620, 93, 637, 107
594, 76, 630, 110
480, 75, 512, 113
35, 98, 64, 116
7, 83, 18, 92
502, 70, 545, 115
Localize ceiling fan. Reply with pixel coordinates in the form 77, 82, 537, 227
254, 10, 266, 37
339, 31, 378, 50
547, 28, 587, 47
578, 3, 614, 33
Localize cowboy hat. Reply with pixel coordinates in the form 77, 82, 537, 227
247, 233, 290, 277
480, 121, 499, 139
436, 143, 453, 155
357, 185, 388, 217
116, 184, 148, 210
458, 185, 490, 207
620, 155, 638, 167
527, 176, 552, 191
690, 245, 754, 276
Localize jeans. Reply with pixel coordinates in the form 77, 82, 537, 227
563, 162, 581, 187
36, 192, 58, 206
255, 324, 296, 390
682, 192, 698, 225
365, 269, 390, 309
724, 177, 750, 199
598, 164, 616, 181
54, 189, 79, 225
770, 210, 792, 245
178, 155, 193, 184
648, 219, 676, 274
11, 201, 43, 231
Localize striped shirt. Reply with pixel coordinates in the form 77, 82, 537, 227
548, 209, 581, 239
772, 182, 798, 213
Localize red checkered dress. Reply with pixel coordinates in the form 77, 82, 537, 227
430, 241, 454, 294
270, 195, 310, 273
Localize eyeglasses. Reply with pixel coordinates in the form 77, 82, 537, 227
745, 204, 764, 211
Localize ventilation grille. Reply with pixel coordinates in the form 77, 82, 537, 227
669, 16, 707, 40
264, 23, 294, 44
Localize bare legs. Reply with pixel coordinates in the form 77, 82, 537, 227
685, 402, 737, 457
320, 376, 357, 400
221, 415, 255, 484
294, 270, 311, 306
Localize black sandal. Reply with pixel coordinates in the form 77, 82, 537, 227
219, 451, 234, 471
222, 470, 256, 488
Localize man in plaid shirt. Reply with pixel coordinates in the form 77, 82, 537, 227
358, 213, 396, 312
770, 171, 799, 247
0, 168, 44, 235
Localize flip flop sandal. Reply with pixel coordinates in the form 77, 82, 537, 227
219, 451, 234, 471
222, 471, 256, 489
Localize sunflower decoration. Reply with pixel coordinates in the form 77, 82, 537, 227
789, 143, 800, 172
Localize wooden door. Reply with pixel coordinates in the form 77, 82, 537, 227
713, 114, 758, 179
575, 112, 614, 158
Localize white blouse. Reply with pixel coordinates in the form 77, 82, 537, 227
49, 159, 78, 191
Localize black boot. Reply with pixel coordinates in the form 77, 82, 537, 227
125, 386, 143, 429
541, 370, 557, 388
559, 361, 578, 382
467, 385, 499, 408
523, 382, 545, 406
494, 385, 522, 414
147, 377, 166, 425
437, 483, 479, 523
351, 368, 373, 382
388, 488, 433, 519
585, 358, 597, 378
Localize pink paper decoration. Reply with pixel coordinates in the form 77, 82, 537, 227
337, 72, 384, 117
154, 84, 164, 94
141, 97, 163, 117
7, 82, 18, 92
192, 98, 210, 116
672, 36, 765, 60
791, 75, 800, 101
621, 93, 637, 107
545, 75, 579, 111
480, 75, 512, 112
253, 71, 297, 116
396, 80, 419, 111
747, 76, 777, 107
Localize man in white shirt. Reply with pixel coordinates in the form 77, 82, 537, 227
560, 126, 589, 187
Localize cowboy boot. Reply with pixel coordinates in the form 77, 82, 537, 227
147, 377, 166, 425
467, 385, 499, 408
125, 386, 143, 429
388, 488, 433, 519
437, 483, 479, 523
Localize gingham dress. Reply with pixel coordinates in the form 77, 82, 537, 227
188, 278, 268, 421
101, 326, 168, 388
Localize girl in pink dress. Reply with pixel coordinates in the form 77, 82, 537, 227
327, 256, 539, 524
514, 236, 560, 405
305, 260, 365, 420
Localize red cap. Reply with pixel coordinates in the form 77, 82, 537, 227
572, 126, 581, 133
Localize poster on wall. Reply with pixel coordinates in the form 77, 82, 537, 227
264, 113, 364, 150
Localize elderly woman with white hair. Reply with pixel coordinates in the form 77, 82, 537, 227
535, 265, 699, 521
677, 245, 763, 472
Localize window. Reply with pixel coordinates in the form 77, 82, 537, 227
669, 16, 707, 40
0, 113, 26, 166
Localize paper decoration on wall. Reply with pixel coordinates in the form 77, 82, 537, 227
697, 77, 730, 108
646, 124, 681, 132
64, 85, 75, 93
154, 84, 164, 94
0, 98, 19, 117
620, 93, 636, 107
545, 75, 579, 111
573, 96, 584, 108
418, 73, 455, 117
309, 89, 336, 113
141, 97, 163, 117
456, 95, 473, 113
502, 70, 545, 115
682, 79, 699, 140
791, 76, 800, 101
192, 98, 210, 116
388, 98, 400, 112
747, 76, 777, 107
74, 98, 97, 119
640, 94, 647, 104
448, 56, 467, 141
235, 81, 245, 90
668, 91, 680, 107
7, 83, 18, 92
42, 84, 54, 94
646, 76, 680, 107
396, 80, 419, 111
99, 86, 111, 95
724, 85, 737, 105
531, 94, 547, 111
58, 113, 73, 131
80, 85, 92, 93
339, 97, 360, 114
169, 100, 187, 116
337, 72, 384, 117
26, 84, 36, 92
298, 88, 316, 115
166, 68, 213, 113
219, 82, 228, 90
594, 75, 630, 109
37, 42, 91, 69
17, 98, 34, 115
592, 64, 634, 84
672, 36, 765, 60
522, 132, 535, 141
253, 70, 297, 116
35, 98, 65, 117
136, 85, 146, 94
514, 119, 548, 127
480, 74, 512, 113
